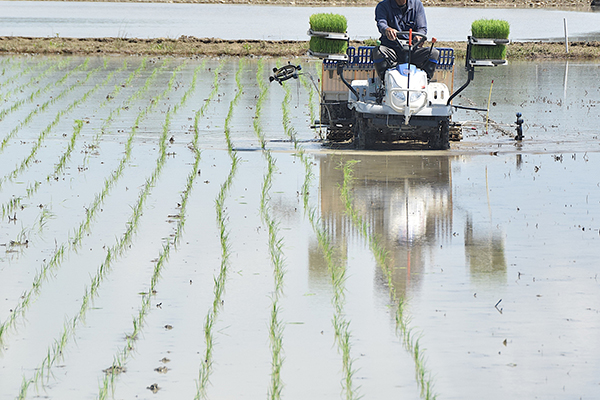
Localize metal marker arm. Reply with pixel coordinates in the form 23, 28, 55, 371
336, 61, 359, 101
446, 36, 476, 106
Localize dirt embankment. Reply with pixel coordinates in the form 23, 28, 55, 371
24, 0, 598, 7
2, 0, 599, 58
1, 36, 600, 59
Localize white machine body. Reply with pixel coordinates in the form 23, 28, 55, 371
348, 63, 452, 124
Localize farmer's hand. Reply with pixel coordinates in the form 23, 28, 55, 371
385, 28, 397, 41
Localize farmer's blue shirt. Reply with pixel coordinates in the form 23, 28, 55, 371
375, 0, 428, 49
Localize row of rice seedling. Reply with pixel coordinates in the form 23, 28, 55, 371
279, 61, 298, 148
254, 59, 286, 400
15, 62, 187, 400
0, 59, 147, 218
278, 75, 359, 400
195, 60, 241, 400
0, 61, 106, 190
339, 160, 437, 400
0, 60, 172, 350
0, 57, 51, 94
0, 58, 90, 156
0, 58, 89, 154
0, 58, 71, 128
97, 61, 206, 399
81, 58, 154, 168
0, 58, 70, 106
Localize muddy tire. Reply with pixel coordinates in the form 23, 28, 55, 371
354, 114, 375, 150
428, 118, 450, 150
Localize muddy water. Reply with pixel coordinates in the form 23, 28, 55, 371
0, 55, 599, 399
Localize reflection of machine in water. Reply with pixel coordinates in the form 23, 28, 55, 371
309, 154, 453, 296
465, 214, 507, 283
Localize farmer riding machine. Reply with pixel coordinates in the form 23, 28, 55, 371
307, 22, 509, 150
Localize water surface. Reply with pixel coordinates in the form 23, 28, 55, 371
1, 1, 600, 41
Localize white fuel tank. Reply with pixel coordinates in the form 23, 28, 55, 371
384, 64, 428, 113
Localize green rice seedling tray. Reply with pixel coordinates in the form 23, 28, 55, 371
308, 13, 349, 57
470, 19, 510, 60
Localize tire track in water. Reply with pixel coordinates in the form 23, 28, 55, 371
0, 59, 172, 351
195, 60, 242, 400
278, 74, 360, 400
339, 160, 438, 400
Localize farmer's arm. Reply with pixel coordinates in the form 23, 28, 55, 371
413, 1, 428, 36
375, 1, 398, 41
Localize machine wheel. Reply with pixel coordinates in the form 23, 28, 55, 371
428, 119, 450, 150
354, 114, 375, 150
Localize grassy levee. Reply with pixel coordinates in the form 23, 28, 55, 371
195, 60, 242, 400
254, 59, 286, 400
97, 61, 207, 400
339, 160, 437, 400
13, 62, 187, 400
279, 72, 359, 400
0, 60, 170, 351
0, 58, 90, 157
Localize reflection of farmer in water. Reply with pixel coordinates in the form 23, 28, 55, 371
372, 0, 439, 80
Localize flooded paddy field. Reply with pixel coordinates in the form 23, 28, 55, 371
1, 55, 599, 400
